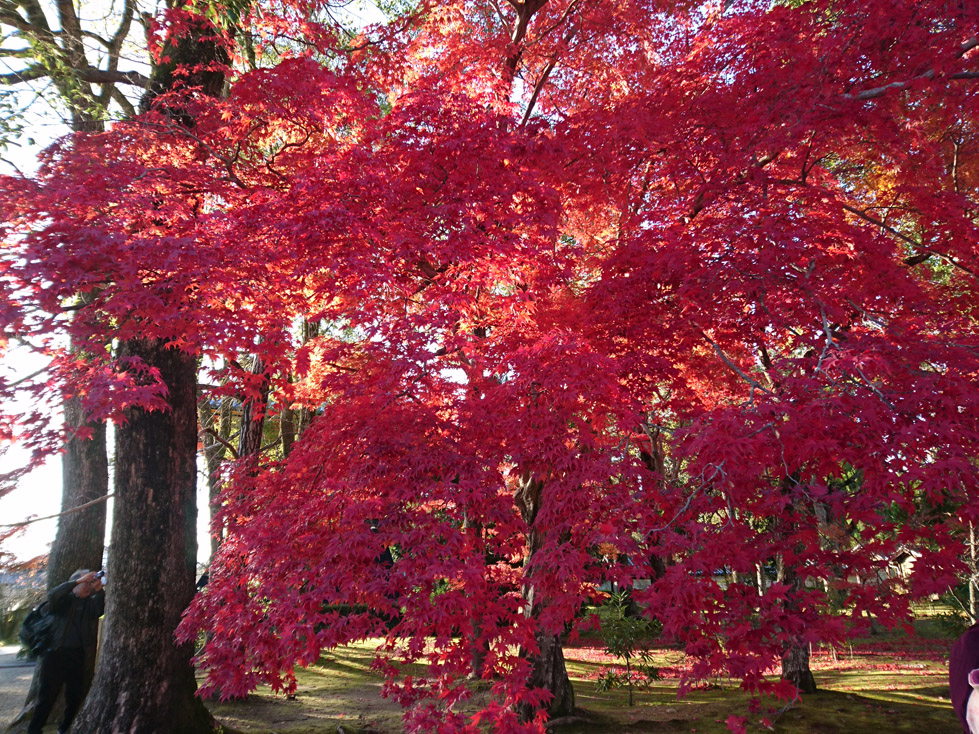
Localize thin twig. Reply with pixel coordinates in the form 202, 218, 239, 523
697, 328, 775, 396
2, 492, 114, 528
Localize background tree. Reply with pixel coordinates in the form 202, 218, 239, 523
0, 0, 147, 727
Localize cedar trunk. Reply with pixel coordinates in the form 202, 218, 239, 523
199, 394, 232, 559
69, 339, 213, 733
49, 395, 109, 580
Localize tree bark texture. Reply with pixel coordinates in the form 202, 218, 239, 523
67, 22, 229, 730
514, 474, 575, 721
236, 354, 270, 461
69, 339, 212, 734
774, 476, 818, 695
49, 395, 109, 582
781, 641, 817, 695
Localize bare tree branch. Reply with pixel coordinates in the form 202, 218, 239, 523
1, 492, 115, 528
110, 84, 136, 117
0, 65, 48, 84
76, 66, 150, 88
838, 201, 977, 278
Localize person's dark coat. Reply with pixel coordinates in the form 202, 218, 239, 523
950, 622, 979, 733
43, 580, 104, 653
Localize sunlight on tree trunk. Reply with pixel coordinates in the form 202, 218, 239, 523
70, 340, 211, 733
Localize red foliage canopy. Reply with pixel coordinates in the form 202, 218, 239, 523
1, 0, 978, 731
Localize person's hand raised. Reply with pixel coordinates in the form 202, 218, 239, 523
73, 571, 103, 598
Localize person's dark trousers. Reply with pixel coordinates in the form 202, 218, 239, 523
27, 647, 86, 734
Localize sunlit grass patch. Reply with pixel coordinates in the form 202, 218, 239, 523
205, 632, 961, 734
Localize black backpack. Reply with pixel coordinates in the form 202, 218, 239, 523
18, 601, 56, 658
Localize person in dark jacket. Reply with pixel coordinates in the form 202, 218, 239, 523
27, 568, 105, 734
950, 621, 979, 734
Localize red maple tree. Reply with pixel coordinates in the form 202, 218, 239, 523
1, 0, 977, 731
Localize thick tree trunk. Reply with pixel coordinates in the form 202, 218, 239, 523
781, 641, 817, 694
776, 560, 817, 694
774, 476, 818, 696
280, 405, 297, 457
49, 397, 109, 582
69, 339, 213, 734
237, 355, 270, 461
777, 558, 817, 694
514, 474, 575, 721
523, 627, 575, 718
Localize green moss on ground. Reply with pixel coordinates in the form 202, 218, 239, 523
206, 634, 960, 734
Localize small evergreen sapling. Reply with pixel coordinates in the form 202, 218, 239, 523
595, 590, 661, 706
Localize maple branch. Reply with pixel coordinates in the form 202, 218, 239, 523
519, 17, 579, 127
838, 202, 976, 278
646, 461, 726, 534
845, 68, 978, 101
852, 365, 896, 411
527, 0, 580, 46
137, 119, 248, 188
519, 57, 557, 127
844, 39, 979, 101
3, 362, 50, 388
696, 329, 774, 396
486, 0, 512, 36
813, 305, 839, 383
325, 361, 358, 373
344, 7, 423, 53
201, 427, 239, 459
506, 0, 546, 43
265, 126, 312, 180
844, 298, 887, 331
688, 151, 778, 220
1, 492, 114, 528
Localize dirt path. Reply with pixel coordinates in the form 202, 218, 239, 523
0, 645, 33, 728
0, 644, 401, 734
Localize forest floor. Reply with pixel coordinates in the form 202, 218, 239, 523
0, 621, 964, 734
207, 628, 962, 734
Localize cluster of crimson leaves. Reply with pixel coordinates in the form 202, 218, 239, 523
2, 0, 978, 731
